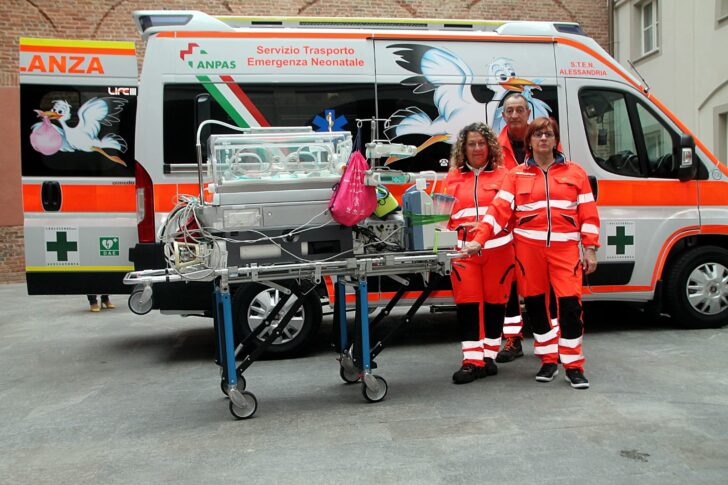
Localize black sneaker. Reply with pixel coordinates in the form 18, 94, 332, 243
483, 357, 498, 376
565, 369, 590, 389
496, 337, 524, 363
535, 363, 559, 382
452, 363, 488, 384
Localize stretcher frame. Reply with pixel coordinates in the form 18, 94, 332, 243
124, 250, 460, 419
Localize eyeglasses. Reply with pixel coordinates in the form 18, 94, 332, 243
532, 131, 555, 139
466, 141, 488, 148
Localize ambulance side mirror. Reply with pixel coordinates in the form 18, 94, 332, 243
676, 134, 697, 182
588, 175, 598, 202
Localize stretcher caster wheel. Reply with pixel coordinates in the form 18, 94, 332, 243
361, 375, 388, 403
220, 370, 246, 396
339, 365, 360, 384
229, 390, 257, 419
128, 285, 153, 315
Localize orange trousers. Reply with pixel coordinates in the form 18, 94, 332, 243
450, 243, 514, 365
514, 242, 586, 370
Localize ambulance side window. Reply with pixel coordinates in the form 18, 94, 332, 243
579, 88, 682, 179
20, 85, 136, 177
579, 89, 641, 177
163, 83, 375, 166
634, 103, 677, 179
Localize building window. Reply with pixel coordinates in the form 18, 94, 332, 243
641, 0, 659, 55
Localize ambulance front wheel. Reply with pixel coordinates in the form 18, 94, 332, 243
666, 245, 728, 329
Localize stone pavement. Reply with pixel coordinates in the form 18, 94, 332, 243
1, 283, 727, 484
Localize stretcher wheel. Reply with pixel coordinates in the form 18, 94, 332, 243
220, 370, 246, 396
128, 286, 153, 315
339, 365, 360, 384
229, 390, 257, 420
361, 375, 388, 403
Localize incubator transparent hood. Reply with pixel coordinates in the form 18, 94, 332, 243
207, 129, 353, 194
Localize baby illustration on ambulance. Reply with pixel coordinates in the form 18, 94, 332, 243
30, 97, 129, 166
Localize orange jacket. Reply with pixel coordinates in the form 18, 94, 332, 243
498, 127, 521, 170
473, 155, 600, 249
443, 164, 513, 250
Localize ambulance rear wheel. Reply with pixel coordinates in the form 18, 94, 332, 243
232, 283, 322, 357
666, 246, 728, 329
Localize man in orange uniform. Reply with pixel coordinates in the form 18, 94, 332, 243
443, 123, 515, 384
497, 94, 530, 360
463, 117, 599, 389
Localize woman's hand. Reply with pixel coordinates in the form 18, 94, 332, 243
582, 248, 598, 274
456, 222, 478, 228
461, 240, 482, 257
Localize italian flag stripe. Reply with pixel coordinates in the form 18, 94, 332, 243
197, 75, 249, 128
220, 75, 270, 127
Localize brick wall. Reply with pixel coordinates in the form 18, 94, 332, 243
0, 0, 608, 284
0, 0, 609, 89
0, 226, 25, 283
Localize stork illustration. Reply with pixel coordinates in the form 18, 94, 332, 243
384, 44, 485, 162
37, 98, 129, 166
488, 56, 552, 134
384, 45, 550, 163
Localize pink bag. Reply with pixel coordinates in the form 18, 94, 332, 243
329, 151, 377, 226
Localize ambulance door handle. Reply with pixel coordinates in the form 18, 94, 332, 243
41, 181, 61, 212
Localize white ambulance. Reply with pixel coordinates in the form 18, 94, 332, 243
20, 11, 728, 356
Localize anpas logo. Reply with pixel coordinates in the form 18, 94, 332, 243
179, 43, 236, 69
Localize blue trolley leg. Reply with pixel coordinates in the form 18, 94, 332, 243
357, 278, 388, 403
215, 276, 257, 419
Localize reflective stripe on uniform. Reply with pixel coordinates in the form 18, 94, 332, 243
451, 206, 491, 220
495, 190, 514, 203
560, 353, 584, 364
577, 193, 594, 204
456, 232, 513, 250
559, 336, 583, 348
513, 228, 581, 241
533, 326, 559, 343
482, 214, 502, 234
534, 344, 558, 355
516, 199, 577, 211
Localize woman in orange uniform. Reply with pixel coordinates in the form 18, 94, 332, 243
443, 123, 515, 384
463, 117, 599, 389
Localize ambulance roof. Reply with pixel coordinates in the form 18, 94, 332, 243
132, 10, 585, 40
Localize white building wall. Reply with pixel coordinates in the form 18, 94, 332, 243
613, 0, 728, 163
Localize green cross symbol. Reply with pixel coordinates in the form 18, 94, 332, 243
46, 231, 78, 262
607, 226, 634, 255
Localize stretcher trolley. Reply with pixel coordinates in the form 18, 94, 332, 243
123, 125, 461, 419
124, 250, 459, 419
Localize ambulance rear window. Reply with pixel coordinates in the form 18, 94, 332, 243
20, 84, 136, 177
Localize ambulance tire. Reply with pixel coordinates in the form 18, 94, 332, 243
232, 283, 322, 357
665, 246, 728, 329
